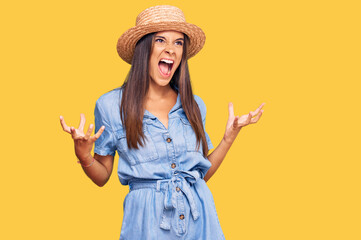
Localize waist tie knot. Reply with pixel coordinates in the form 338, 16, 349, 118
129, 170, 201, 235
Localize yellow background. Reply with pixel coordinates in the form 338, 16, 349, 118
1, 0, 360, 239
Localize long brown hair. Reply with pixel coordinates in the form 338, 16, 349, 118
120, 32, 209, 157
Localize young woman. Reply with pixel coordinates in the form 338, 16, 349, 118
60, 5, 264, 240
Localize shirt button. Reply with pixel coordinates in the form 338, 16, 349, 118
171, 163, 176, 169
176, 187, 180, 192
166, 137, 172, 143
179, 214, 184, 220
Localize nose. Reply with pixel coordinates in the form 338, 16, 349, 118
166, 49, 174, 54
165, 45, 175, 55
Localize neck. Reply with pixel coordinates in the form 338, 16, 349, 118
146, 82, 176, 100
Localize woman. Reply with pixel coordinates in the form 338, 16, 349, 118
60, 5, 264, 240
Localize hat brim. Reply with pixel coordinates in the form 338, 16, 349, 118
117, 22, 206, 64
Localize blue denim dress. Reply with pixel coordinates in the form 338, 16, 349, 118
94, 88, 225, 240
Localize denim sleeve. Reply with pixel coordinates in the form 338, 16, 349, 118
94, 100, 116, 156
194, 95, 214, 150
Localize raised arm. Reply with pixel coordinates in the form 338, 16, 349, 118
60, 114, 114, 187
204, 102, 265, 182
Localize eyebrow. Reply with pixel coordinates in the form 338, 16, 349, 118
155, 36, 184, 41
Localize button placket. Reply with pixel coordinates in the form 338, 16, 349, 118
163, 132, 177, 171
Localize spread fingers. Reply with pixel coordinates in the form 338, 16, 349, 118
78, 113, 86, 132
92, 126, 105, 141
70, 126, 79, 139
84, 124, 94, 140
251, 109, 264, 124
60, 116, 71, 133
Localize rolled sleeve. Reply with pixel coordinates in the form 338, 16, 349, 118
94, 100, 116, 156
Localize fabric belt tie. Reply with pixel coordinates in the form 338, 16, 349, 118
128, 170, 201, 234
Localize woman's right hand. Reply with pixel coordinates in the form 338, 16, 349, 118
60, 114, 105, 162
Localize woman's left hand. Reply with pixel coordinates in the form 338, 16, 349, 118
223, 102, 265, 144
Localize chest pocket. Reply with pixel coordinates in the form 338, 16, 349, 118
115, 127, 159, 166
180, 116, 203, 154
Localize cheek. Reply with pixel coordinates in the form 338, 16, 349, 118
149, 57, 158, 73
174, 61, 181, 71
175, 57, 183, 70
177, 51, 183, 65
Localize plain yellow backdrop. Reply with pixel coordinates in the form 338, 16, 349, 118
1, 0, 360, 239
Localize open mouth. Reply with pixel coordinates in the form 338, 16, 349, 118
158, 59, 174, 77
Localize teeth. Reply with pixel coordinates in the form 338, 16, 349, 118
160, 59, 174, 64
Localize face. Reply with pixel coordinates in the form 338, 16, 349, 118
148, 31, 184, 87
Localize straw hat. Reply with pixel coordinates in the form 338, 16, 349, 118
116, 5, 206, 64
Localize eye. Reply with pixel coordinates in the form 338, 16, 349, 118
155, 38, 164, 43
175, 41, 183, 46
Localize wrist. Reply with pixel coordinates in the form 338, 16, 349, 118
77, 153, 93, 164
223, 127, 242, 145
77, 154, 95, 168
222, 135, 234, 148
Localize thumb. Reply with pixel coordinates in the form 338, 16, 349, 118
232, 116, 239, 128
228, 102, 235, 119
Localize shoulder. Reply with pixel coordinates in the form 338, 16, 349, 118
94, 87, 123, 124
193, 94, 207, 117
96, 87, 122, 108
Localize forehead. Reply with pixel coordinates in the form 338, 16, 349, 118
155, 31, 184, 39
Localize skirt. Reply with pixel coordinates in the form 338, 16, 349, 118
119, 175, 225, 240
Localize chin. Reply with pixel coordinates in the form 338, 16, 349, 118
153, 78, 172, 87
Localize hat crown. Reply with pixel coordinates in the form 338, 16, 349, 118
117, 5, 205, 64
136, 5, 186, 26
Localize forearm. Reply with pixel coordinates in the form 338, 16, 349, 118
204, 137, 234, 182
78, 154, 111, 187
